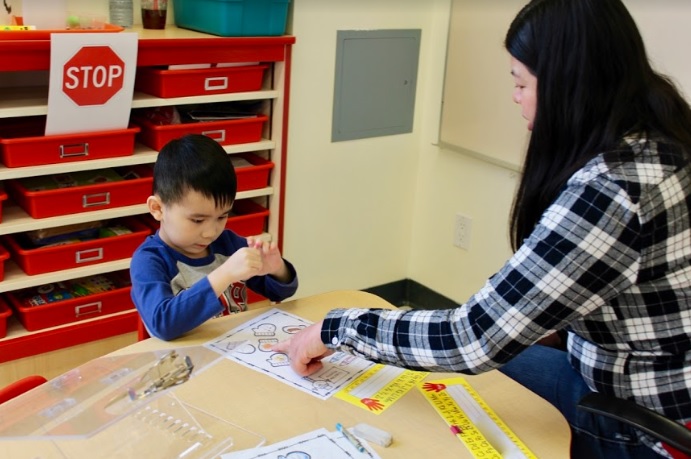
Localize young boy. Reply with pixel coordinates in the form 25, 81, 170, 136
130, 134, 298, 341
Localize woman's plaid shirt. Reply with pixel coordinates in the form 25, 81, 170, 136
322, 133, 691, 423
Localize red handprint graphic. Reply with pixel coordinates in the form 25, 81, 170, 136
360, 398, 385, 411
422, 382, 447, 393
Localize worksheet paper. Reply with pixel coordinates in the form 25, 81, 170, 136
221, 427, 381, 459
204, 308, 375, 399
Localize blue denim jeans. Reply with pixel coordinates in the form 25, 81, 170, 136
498, 344, 664, 458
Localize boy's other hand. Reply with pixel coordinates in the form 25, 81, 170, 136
247, 237, 291, 282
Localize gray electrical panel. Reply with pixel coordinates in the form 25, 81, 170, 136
332, 29, 421, 142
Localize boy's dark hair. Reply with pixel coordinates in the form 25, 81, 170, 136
153, 134, 237, 209
505, 0, 691, 251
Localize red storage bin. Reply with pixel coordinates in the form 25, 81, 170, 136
5, 271, 134, 331
135, 65, 268, 98
2, 217, 151, 276
226, 200, 269, 237
133, 114, 268, 151
0, 116, 140, 168
0, 296, 11, 338
6, 165, 153, 219
233, 153, 274, 192
0, 189, 7, 224
0, 242, 9, 282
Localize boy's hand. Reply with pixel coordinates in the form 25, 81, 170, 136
223, 247, 263, 281
247, 237, 291, 282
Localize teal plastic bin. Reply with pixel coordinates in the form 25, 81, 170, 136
173, 0, 290, 37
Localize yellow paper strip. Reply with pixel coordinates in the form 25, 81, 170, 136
335, 364, 427, 414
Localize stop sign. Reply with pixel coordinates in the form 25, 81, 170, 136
62, 46, 125, 106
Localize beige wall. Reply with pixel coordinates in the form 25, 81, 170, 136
286, 0, 517, 303
284, 0, 454, 299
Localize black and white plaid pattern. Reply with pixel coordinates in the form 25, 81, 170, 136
322, 133, 691, 425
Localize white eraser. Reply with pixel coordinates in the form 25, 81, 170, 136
352, 423, 393, 447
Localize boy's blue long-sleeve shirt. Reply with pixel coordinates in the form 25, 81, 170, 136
130, 230, 298, 341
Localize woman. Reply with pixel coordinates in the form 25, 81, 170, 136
274, 1, 691, 457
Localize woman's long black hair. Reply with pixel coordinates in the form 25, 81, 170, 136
505, 0, 691, 251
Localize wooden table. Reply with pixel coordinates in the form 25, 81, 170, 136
0, 290, 571, 458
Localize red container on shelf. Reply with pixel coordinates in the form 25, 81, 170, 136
2, 217, 151, 276
0, 188, 7, 224
133, 114, 268, 151
135, 64, 268, 98
5, 165, 153, 219
5, 271, 134, 332
234, 153, 274, 192
226, 199, 269, 237
0, 116, 140, 168
0, 295, 11, 338
0, 242, 9, 282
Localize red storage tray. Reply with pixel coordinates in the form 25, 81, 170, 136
0, 241, 9, 282
133, 114, 268, 151
6, 165, 153, 219
226, 200, 269, 237
2, 217, 151, 276
5, 271, 134, 331
135, 64, 268, 98
0, 116, 140, 168
0, 295, 11, 338
234, 153, 274, 192
0, 188, 7, 224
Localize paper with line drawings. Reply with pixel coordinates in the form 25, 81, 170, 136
204, 308, 425, 408
221, 427, 382, 459
204, 308, 374, 399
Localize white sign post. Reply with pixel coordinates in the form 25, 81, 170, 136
46, 32, 138, 135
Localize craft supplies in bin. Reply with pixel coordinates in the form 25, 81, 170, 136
0, 116, 139, 168
6, 165, 153, 219
226, 200, 269, 237
5, 270, 134, 331
136, 64, 268, 98
173, 0, 291, 37
2, 217, 151, 275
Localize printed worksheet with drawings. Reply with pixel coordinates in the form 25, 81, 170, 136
204, 308, 375, 399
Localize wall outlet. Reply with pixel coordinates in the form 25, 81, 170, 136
454, 213, 472, 250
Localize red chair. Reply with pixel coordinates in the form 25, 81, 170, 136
137, 316, 150, 341
0, 375, 47, 404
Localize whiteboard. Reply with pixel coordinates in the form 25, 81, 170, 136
439, 0, 691, 170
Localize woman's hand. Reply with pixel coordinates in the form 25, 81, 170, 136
271, 321, 333, 376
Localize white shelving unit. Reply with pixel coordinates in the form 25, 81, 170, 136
0, 27, 295, 369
